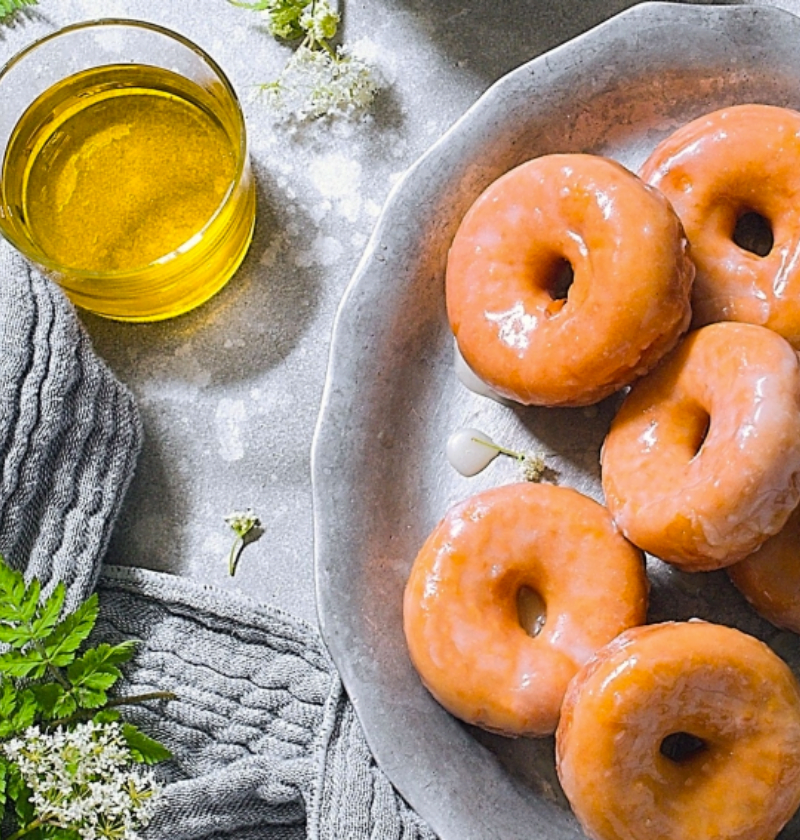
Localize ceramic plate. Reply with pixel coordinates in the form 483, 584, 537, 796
312, 3, 800, 838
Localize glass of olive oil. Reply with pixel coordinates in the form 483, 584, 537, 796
0, 20, 256, 321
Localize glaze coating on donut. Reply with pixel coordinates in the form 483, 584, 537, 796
403, 483, 648, 737
445, 153, 694, 406
641, 104, 800, 347
601, 322, 800, 570
728, 505, 800, 633
556, 621, 800, 840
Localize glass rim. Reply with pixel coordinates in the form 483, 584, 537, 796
0, 17, 251, 283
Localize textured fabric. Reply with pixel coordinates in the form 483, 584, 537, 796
0, 243, 142, 610
0, 238, 436, 838
94, 567, 437, 840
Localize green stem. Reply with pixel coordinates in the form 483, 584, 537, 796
48, 691, 178, 729
6, 817, 44, 840
470, 436, 523, 461
106, 690, 177, 708
318, 37, 337, 59
228, 536, 244, 577
30, 638, 70, 691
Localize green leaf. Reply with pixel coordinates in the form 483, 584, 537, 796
8, 765, 35, 826
0, 561, 27, 622
0, 756, 8, 810
72, 686, 107, 710
0, 680, 16, 718
74, 667, 119, 692
0, 683, 21, 739
0, 0, 37, 22
42, 828, 81, 839
10, 688, 36, 731
0, 646, 47, 680
31, 583, 66, 639
19, 577, 40, 624
229, 0, 311, 40
29, 682, 65, 720
122, 723, 172, 765
0, 686, 37, 739
51, 691, 77, 719
93, 708, 121, 725
40, 594, 99, 667
64, 641, 136, 710
67, 641, 134, 687
0, 623, 37, 647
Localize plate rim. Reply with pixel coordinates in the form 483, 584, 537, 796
310, 2, 800, 837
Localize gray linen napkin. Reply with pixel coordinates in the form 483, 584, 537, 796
0, 244, 141, 610
0, 240, 436, 839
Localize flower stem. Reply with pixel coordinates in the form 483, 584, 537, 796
107, 690, 178, 708
228, 536, 245, 577
6, 817, 44, 840
470, 436, 523, 461
48, 691, 178, 729
31, 637, 71, 690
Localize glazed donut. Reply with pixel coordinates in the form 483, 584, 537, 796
402, 482, 647, 737
556, 621, 800, 840
728, 505, 800, 633
601, 321, 800, 571
640, 104, 800, 347
445, 153, 694, 407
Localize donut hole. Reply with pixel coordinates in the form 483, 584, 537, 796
688, 409, 711, 459
544, 258, 574, 316
733, 210, 773, 257
660, 731, 708, 764
517, 585, 546, 637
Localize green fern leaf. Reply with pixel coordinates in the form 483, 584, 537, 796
31, 582, 66, 639
29, 682, 65, 720
0, 561, 27, 622
0, 0, 38, 21
122, 722, 172, 764
40, 593, 99, 667
0, 647, 47, 680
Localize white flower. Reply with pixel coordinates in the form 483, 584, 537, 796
299, 0, 339, 42
3, 720, 161, 840
224, 508, 261, 538
225, 507, 264, 575
518, 452, 546, 483
263, 43, 379, 121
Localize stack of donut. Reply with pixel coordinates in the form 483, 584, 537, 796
404, 104, 800, 840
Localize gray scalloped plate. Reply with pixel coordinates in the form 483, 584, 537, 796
311, 3, 800, 838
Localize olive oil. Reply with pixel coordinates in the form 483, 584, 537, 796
0, 64, 255, 321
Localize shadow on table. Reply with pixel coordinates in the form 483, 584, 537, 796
363, 0, 723, 87
80, 158, 324, 389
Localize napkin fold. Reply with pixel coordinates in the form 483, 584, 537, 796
0, 245, 141, 611
0, 240, 436, 840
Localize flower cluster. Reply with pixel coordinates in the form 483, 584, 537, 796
4, 720, 160, 840
517, 451, 547, 483
234, 0, 380, 120
262, 42, 378, 121
0, 542, 171, 839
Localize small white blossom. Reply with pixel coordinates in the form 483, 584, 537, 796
224, 508, 261, 538
3, 720, 161, 840
518, 452, 547, 483
225, 507, 264, 575
263, 44, 379, 121
299, 0, 339, 42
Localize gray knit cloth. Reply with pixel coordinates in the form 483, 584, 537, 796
0, 241, 436, 840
